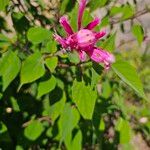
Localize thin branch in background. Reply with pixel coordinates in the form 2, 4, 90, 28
110, 9, 150, 25
58, 60, 91, 68
117, 38, 136, 48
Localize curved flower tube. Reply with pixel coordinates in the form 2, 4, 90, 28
78, 0, 87, 30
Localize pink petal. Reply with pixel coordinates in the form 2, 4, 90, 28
78, 0, 87, 30
53, 34, 67, 48
79, 50, 87, 62
85, 18, 100, 30
59, 16, 74, 35
76, 29, 96, 49
86, 47, 115, 69
66, 34, 77, 49
95, 30, 106, 40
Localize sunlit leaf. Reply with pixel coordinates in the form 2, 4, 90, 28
115, 118, 132, 144
89, 0, 108, 11
0, 51, 21, 91
110, 6, 122, 16
132, 24, 144, 45
0, 0, 9, 11
99, 118, 105, 131
20, 52, 45, 86
68, 51, 80, 64
0, 122, 7, 134
112, 60, 146, 99
45, 57, 58, 72
59, 103, 80, 143
48, 92, 66, 122
122, 5, 135, 20
71, 130, 82, 150
24, 120, 44, 141
99, 16, 109, 28
72, 80, 97, 119
100, 33, 116, 52
10, 97, 20, 112
37, 75, 56, 98
101, 80, 111, 99
27, 27, 51, 44
60, 0, 70, 14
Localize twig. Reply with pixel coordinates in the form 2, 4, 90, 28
110, 9, 149, 25
117, 38, 136, 48
22, 116, 52, 128
57, 60, 91, 68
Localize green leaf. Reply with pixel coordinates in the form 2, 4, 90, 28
45, 57, 58, 72
99, 118, 105, 131
69, 4, 78, 31
10, 97, 20, 112
112, 60, 146, 99
91, 67, 101, 88
41, 41, 57, 54
69, 4, 93, 31
120, 144, 133, 150
20, 52, 45, 86
115, 118, 131, 144
72, 131, 82, 150
36, 0, 46, 9
122, 5, 135, 20
37, 75, 56, 98
27, 27, 51, 44
0, 0, 9, 11
48, 92, 66, 122
101, 80, 111, 99
16, 145, 24, 150
132, 24, 144, 45
60, 0, 70, 14
89, 0, 108, 11
0, 122, 7, 134
0, 122, 11, 143
68, 51, 80, 64
113, 92, 128, 118
12, 12, 30, 33
47, 40, 57, 53
99, 16, 109, 28
0, 93, 2, 100
110, 6, 122, 16
72, 80, 97, 119
64, 130, 82, 150
59, 103, 80, 143
24, 120, 44, 141
0, 51, 21, 91
82, 10, 93, 28
100, 33, 116, 52
0, 33, 10, 42
64, 133, 72, 150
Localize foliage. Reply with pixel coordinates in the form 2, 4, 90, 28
0, 0, 149, 149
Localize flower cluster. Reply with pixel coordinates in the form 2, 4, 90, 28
54, 0, 115, 69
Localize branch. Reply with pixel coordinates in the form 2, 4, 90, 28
43, 50, 91, 68
58, 60, 91, 68
110, 9, 149, 25
117, 38, 136, 48
22, 116, 52, 128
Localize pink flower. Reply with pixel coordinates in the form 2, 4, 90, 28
54, 0, 115, 69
